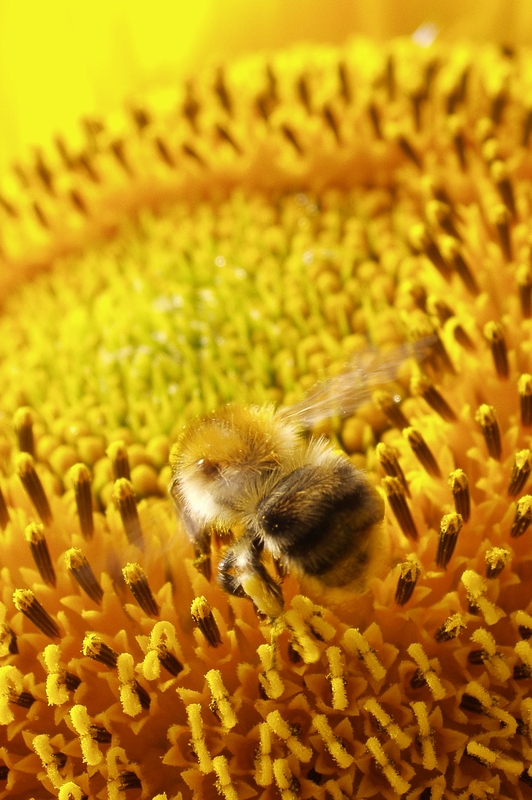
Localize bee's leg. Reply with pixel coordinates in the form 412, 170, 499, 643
218, 536, 284, 617
169, 478, 212, 581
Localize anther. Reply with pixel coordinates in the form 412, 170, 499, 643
15, 452, 53, 525
368, 103, 382, 138
491, 160, 516, 217
338, 61, 351, 103
404, 427, 441, 478
117, 652, 151, 713
523, 108, 532, 146
322, 104, 341, 143
409, 224, 451, 279
112, 479, 144, 548
267, 709, 312, 761
452, 321, 475, 351
492, 203, 513, 261
144, 621, 183, 678
191, 596, 222, 647
122, 563, 159, 617
66, 548, 103, 604
213, 755, 239, 800
0, 623, 17, 656
484, 321, 509, 378
13, 589, 60, 638
426, 296, 454, 325
411, 375, 457, 422
326, 646, 348, 711
485, 547, 510, 579
342, 628, 386, 681
281, 124, 303, 155
373, 391, 409, 429
411, 701, 437, 771
449, 470, 470, 522
519, 374, 532, 426
397, 134, 421, 168
461, 570, 505, 626
407, 643, 446, 700
376, 443, 409, 496
13, 407, 35, 457
425, 199, 461, 240
511, 495, 532, 537
382, 477, 418, 539
82, 633, 119, 668
0, 487, 9, 531
475, 404, 502, 460
154, 137, 175, 167
70, 464, 94, 540
186, 704, 213, 774
516, 610, 532, 640
25, 522, 56, 587
434, 613, 467, 643
469, 628, 512, 682
110, 139, 133, 176
366, 737, 410, 795
107, 441, 131, 482
517, 264, 532, 318
436, 512, 463, 568
395, 558, 421, 605
508, 449, 532, 497
363, 698, 413, 748
312, 714, 354, 769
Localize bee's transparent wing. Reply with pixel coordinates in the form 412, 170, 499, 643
278, 339, 434, 428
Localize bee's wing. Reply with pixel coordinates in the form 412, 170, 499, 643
278, 339, 434, 428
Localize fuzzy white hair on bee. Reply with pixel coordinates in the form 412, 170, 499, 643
169, 338, 435, 617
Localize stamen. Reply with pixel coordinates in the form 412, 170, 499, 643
404, 427, 441, 478
515, 640, 532, 680
70, 463, 94, 540
143, 621, 183, 678
368, 103, 382, 138
411, 701, 437, 771
13, 589, 59, 638
267, 709, 312, 761
213, 755, 239, 800
490, 160, 516, 217
0, 486, 9, 531
491, 202, 513, 261
0, 665, 35, 724
366, 737, 411, 794
483, 321, 509, 378
281, 124, 303, 155
70, 704, 107, 766
436, 512, 463, 568
32, 734, 66, 790
451, 321, 476, 351
517, 264, 532, 318
411, 375, 457, 421
82, 633, 119, 668
25, 522, 56, 586
13, 406, 35, 456
409, 224, 451, 279
449, 469, 471, 522
117, 652, 151, 715
342, 628, 386, 681
382, 476, 418, 540
66, 548, 103, 604
427, 296, 454, 324
206, 669, 237, 730
376, 443, 409, 496
272, 758, 299, 800
519, 374, 532, 426
312, 714, 354, 769
516, 610, 532, 640
258, 643, 284, 700
214, 68, 232, 115
0, 623, 17, 656
397, 134, 421, 168
407, 643, 446, 700
425, 199, 461, 240
363, 698, 412, 748
326, 646, 348, 711
191, 596, 222, 647
255, 723, 273, 787
122, 563, 159, 617
43, 644, 81, 705
485, 546, 510, 579
15, 452, 53, 525
511, 495, 532, 537
469, 628, 512, 681
185, 704, 213, 774
395, 558, 421, 605
475, 404, 502, 460
284, 608, 321, 664
373, 391, 409, 429
461, 570, 506, 625
508, 449, 532, 497
434, 613, 467, 642
466, 742, 523, 778
112, 478, 144, 549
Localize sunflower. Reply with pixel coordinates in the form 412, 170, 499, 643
1, 16, 532, 800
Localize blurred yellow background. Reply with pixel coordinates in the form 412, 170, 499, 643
1, 0, 531, 172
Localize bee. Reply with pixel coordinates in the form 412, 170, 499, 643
169, 341, 433, 617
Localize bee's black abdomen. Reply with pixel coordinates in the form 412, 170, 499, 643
256, 459, 384, 582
